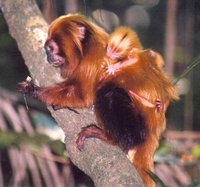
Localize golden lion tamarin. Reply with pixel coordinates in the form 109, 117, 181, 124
16, 14, 178, 187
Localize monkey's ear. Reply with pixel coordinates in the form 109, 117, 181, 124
76, 24, 86, 40
149, 50, 164, 69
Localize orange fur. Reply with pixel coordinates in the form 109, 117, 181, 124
98, 27, 178, 187
16, 15, 179, 187
38, 14, 108, 108
107, 27, 142, 60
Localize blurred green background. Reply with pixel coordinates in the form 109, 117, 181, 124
0, 0, 200, 186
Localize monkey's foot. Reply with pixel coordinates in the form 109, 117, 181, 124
76, 125, 107, 150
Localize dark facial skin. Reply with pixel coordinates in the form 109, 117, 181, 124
45, 40, 65, 67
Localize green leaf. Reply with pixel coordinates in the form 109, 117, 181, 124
145, 168, 167, 187
49, 140, 66, 156
155, 142, 173, 156
0, 131, 51, 148
192, 144, 200, 159
173, 54, 200, 85
186, 177, 200, 187
0, 132, 16, 148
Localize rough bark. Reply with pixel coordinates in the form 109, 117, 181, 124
0, 0, 144, 186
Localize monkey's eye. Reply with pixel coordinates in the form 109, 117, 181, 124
45, 40, 59, 54
48, 45, 54, 52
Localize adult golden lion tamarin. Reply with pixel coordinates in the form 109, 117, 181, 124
16, 14, 178, 187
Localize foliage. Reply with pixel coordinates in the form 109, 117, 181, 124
146, 169, 167, 187
186, 177, 200, 187
0, 90, 75, 186
174, 54, 200, 85
192, 144, 200, 159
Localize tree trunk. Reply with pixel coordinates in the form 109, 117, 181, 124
164, 0, 178, 76
0, 0, 144, 186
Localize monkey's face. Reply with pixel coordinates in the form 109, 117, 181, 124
44, 14, 99, 78
44, 21, 83, 78
44, 40, 65, 67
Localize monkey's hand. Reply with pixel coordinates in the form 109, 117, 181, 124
16, 81, 40, 99
156, 99, 166, 111
106, 62, 121, 75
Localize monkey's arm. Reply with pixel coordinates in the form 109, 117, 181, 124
16, 81, 87, 108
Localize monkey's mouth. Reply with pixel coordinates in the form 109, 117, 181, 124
50, 59, 63, 67
47, 55, 64, 67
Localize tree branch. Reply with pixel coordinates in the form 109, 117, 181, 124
0, 0, 144, 186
